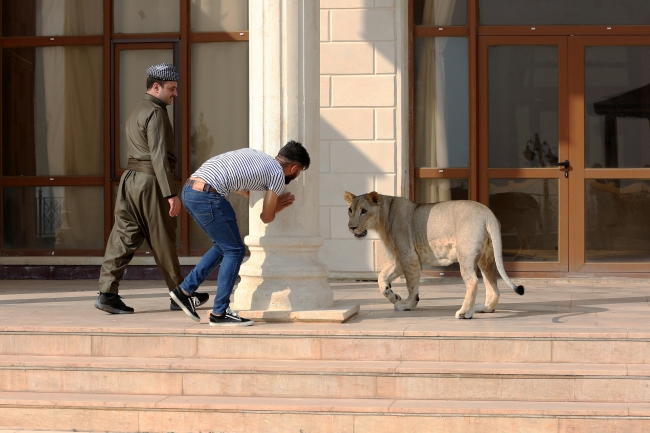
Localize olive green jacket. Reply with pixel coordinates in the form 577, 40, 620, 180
126, 94, 177, 197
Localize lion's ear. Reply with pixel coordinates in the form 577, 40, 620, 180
367, 191, 381, 206
343, 191, 356, 205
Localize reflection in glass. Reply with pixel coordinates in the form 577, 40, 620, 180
415, 179, 468, 203
586, 179, 650, 263
190, 42, 249, 248
414, 37, 469, 169
3, 187, 104, 250
479, 0, 650, 26
114, 0, 179, 34
191, 0, 248, 32
488, 46, 559, 168
488, 179, 558, 262
2, 0, 103, 37
119, 49, 174, 169
585, 47, 650, 169
413, 0, 467, 26
2, 46, 103, 176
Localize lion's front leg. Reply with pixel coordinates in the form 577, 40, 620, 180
378, 260, 403, 304
394, 256, 421, 311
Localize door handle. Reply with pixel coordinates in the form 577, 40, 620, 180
556, 159, 570, 177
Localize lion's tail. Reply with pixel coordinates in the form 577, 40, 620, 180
485, 210, 525, 296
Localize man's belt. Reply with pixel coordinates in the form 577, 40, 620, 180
127, 158, 176, 176
185, 178, 218, 194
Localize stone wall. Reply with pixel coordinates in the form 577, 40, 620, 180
318, 0, 407, 278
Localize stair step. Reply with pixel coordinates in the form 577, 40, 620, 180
3, 329, 650, 363
1, 355, 650, 402
0, 392, 648, 433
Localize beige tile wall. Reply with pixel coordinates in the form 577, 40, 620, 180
319, 0, 406, 277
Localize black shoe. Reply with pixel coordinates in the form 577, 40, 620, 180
94, 293, 134, 314
169, 286, 201, 322
170, 291, 209, 311
209, 308, 253, 327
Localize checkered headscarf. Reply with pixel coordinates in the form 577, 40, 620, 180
146, 62, 180, 81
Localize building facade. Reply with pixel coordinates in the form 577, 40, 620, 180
1, 0, 650, 278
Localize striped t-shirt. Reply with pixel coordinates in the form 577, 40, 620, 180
192, 148, 285, 197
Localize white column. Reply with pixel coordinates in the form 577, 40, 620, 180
233, 0, 333, 312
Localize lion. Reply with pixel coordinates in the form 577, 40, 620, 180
344, 191, 524, 319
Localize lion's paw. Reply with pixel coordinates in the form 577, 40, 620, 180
455, 309, 473, 319
394, 300, 415, 311
475, 305, 495, 313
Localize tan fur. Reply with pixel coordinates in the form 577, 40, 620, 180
344, 191, 524, 319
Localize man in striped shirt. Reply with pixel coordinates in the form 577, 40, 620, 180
170, 140, 311, 326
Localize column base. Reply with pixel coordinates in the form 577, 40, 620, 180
239, 304, 360, 323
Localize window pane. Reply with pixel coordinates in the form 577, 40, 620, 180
586, 179, 650, 263
479, 0, 650, 26
2, 0, 103, 37
190, 42, 249, 248
119, 49, 174, 170
488, 179, 559, 262
2, 46, 103, 176
191, 0, 248, 32
3, 187, 104, 250
488, 46, 559, 169
586, 46, 650, 169
114, 0, 179, 34
415, 179, 468, 203
414, 37, 469, 169
414, 0, 467, 26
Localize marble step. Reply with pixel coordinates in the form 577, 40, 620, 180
0, 391, 648, 433
1, 355, 649, 403
1, 328, 649, 363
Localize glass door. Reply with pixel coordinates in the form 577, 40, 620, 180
568, 36, 650, 273
479, 36, 569, 272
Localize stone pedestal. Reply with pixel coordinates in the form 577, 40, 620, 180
232, 0, 358, 322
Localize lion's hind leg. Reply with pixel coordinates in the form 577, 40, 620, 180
456, 253, 480, 319
378, 260, 404, 304
475, 243, 500, 313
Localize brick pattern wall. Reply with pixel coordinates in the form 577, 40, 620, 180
319, 0, 402, 276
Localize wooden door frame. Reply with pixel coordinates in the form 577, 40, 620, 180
568, 35, 650, 273
478, 35, 570, 272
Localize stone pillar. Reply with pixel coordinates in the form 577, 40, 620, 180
233, 1, 356, 321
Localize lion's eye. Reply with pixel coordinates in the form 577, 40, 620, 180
348, 208, 352, 214
360, 209, 367, 215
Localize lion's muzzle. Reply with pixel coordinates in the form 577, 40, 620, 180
352, 229, 368, 238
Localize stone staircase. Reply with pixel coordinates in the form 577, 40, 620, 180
0, 327, 649, 432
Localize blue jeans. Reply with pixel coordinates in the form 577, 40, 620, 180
179, 185, 246, 314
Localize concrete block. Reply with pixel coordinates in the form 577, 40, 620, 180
375, 174, 396, 195
375, 108, 395, 139
375, 41, 396, 73
320, 108, 374, 140
320, 173, 374, 206
320, 141, 331, 172
320, 76, 331, 107
319, 238, 374, 272
321, 0, 374, 8
374, 0, 395, 7
332, 76, 395, 107
321, 43, 374, 74
320, 207, 331, 239
331, 10, 395, 41
320, 10, 329, 41
330, 141, 395, 173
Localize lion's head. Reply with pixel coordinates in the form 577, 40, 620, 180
343, 191, 382, 238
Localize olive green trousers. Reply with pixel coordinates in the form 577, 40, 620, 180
98, 170, 182, 294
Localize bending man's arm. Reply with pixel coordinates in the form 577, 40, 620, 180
260, 190, 295, 224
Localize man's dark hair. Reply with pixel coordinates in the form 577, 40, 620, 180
146, 76, 166, 90
278, 140, 310, 170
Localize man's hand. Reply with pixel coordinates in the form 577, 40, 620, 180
275, 192, 295, 213
168, 196, 181, 217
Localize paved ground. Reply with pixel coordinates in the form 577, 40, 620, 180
0, 277, 649, 337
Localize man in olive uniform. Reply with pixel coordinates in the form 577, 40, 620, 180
95, 63, 207, 314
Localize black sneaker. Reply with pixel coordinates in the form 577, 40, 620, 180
169, 286, 201, 322
170, 291, 209, 311
209, 308, 253, 327
94, 293, 134, 314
